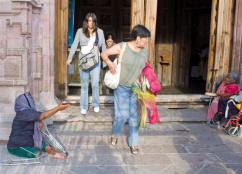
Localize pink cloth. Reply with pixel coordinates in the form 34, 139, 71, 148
142, 62, 162, 94
207, 82, 226, 119
224, 84, 240, 96
207, 82, 240, 119
141, 62, 161, 124
149, 101, 160, 124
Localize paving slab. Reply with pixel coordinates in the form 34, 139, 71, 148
1, 123, 242, 174
0, 105, 208, 141
52, 105, 208, 123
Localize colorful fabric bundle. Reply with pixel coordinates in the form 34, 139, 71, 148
142, 62, 162, 94
132, 75, 160, 129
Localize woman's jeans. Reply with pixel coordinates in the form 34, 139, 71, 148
79, 61, 100, 110
112, 85, 139, 146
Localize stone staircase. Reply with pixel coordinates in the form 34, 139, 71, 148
0, 94, 209, 141
65, 94, 209, 108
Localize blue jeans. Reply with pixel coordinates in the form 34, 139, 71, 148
79, 61, 100, 110
112, 85, 139, 146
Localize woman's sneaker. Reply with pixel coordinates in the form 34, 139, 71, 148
94, 107, 99, 113
81, 109, 87, 115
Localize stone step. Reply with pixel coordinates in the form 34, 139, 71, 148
65, 94, 209, 108
0, 94, 209, 125
53, 106, 208, 123
0, 122, 12, 142
0, 106, 208, 141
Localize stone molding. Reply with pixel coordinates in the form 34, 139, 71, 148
11, 0, 43, 8
0, 80, 27, 86
0, 11, 21, 16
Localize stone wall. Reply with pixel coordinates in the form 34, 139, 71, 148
0, 0, 56, 123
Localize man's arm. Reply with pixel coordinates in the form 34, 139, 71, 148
101, 43, 121, 74
40, 103, 69, 121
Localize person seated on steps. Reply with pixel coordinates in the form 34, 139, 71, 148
7, 92, 69, 159
207, 72, 240, 125
213, 90, 242, 127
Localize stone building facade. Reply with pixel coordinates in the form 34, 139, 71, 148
0, 0, 55, 122
0, 0, 241, 123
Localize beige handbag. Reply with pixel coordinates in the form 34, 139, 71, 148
104, 42, 127, 89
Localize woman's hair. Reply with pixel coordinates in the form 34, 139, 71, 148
105, 33, 114, 41
130, 25, 151, 40
229, 72, 239, 83
82, 13, 98, 38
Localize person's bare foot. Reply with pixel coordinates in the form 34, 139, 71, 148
53, 152, 67, 160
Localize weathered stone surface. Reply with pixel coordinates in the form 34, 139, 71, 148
1, 123, 242, 174
0, 0, 56, 122
4, 58, 22, 79
52, 105, 207, 123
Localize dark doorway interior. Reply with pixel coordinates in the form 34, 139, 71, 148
67, 0, 131, 96
189, 8, 211, 93
155, 0, 212, 94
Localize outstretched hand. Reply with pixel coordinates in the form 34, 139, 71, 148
58, 102, 70, 111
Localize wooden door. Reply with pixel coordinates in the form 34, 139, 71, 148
206, 0, 235, 92
55, 0, 69, 99
171, 0, 192, 88
74, 0, 131, 42
231, 0, 242, 87
206, 0, 219, 92
155, 0, 174, 86
145, 0, 158, 68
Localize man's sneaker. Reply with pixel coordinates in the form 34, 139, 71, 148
94, 107, 99, 113
81, 109, 87, 115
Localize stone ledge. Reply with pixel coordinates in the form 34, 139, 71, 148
0, 113, 15, 123
65, 94, 209, 108
52, 106, 207, 123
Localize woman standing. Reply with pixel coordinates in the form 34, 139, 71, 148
66, 13, 106, 115
101, 25, 151, 154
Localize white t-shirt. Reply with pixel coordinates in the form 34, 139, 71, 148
81, 35, 95, 54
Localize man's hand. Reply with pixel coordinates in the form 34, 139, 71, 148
108, 61, 117, 74
57, 103, 70, 111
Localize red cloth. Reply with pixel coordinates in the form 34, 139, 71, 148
142, 62, 162, 94
142, 62, 161, 124
148, 100, 160, 124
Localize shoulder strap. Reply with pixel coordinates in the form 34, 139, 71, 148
94, 29, 99, 46
118, 42, 127, 63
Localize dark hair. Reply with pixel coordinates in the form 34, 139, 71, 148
105, 33, 114, 41
82, 13, 98, 38
130, 25, 151, 40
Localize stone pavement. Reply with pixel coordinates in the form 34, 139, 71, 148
1, 122, 242, 174
52, 105, 208, 123
0, 105, 208, 141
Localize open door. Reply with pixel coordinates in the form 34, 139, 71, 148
206, 0, 218, 93
55, 0, 69, 99
206, 0, 235, 92
155, 0, 174, 87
